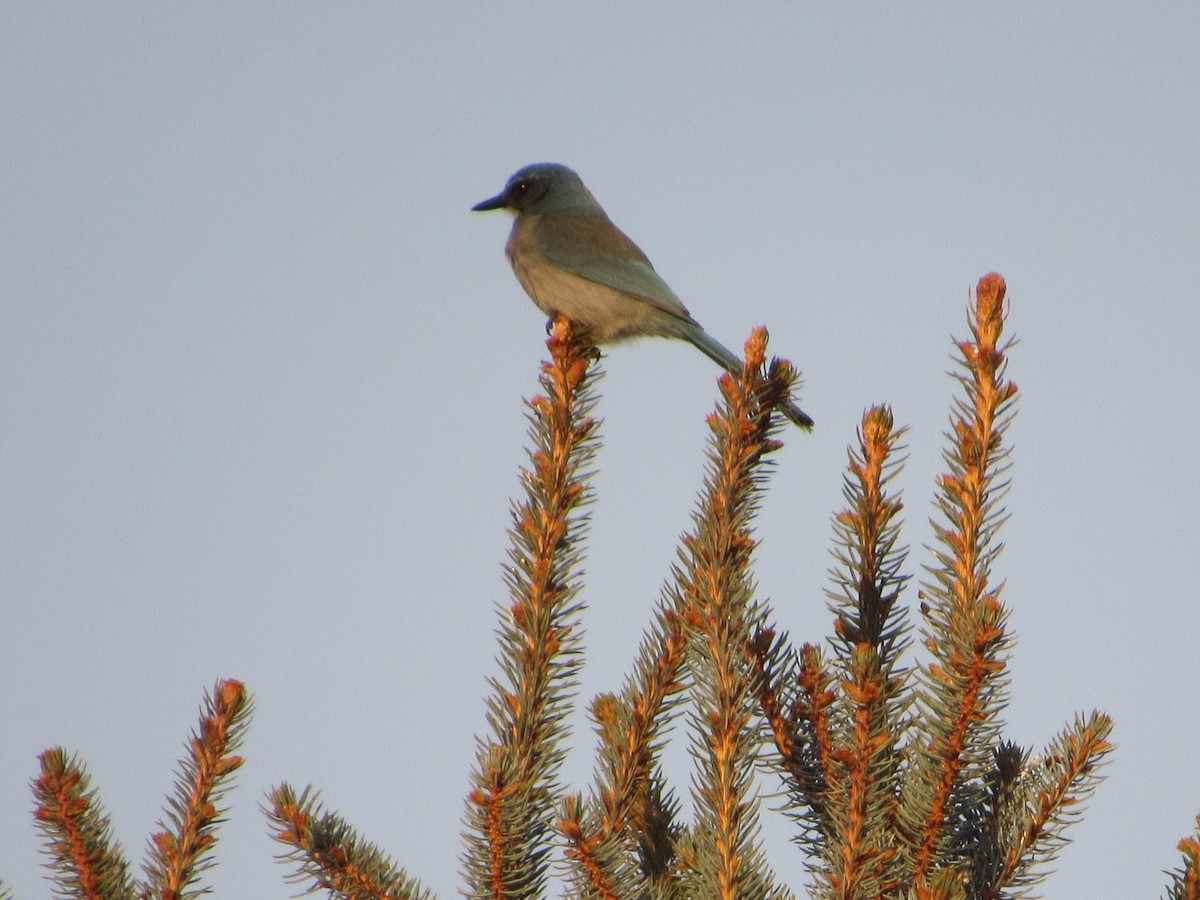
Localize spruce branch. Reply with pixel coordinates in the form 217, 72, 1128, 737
752, 406, 912, 899
675, 327, 796, 900
592, 604, 688, 841
143, 679, 251, 900
751, 628, 837, 864
558, 795, 630, 900
793, 642, 837, 813
978, 713, 1113, 899
560, 605, 690, 897
561, 328, 801, 900
901, 273, 1019, 888
32, 748, 136, 900
461, 315, 601, 900
820, 405, 912, 900
1165, 813, 1200, 900
829, 405, 912, 662
266, 784, 434, 900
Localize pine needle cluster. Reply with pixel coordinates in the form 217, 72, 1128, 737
23, 679, 249, 900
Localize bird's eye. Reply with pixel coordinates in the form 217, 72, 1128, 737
512, 179, 529, 197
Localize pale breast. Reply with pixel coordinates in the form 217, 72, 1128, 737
505, 219, 676, 343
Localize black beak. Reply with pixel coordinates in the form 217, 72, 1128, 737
471, 192, 508, 212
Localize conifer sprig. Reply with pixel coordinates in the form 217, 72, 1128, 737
30, 680, 250, 900
676, 327, 796, 900
266, 784, 433, 900
592, 605, 689, 841
901, 273, 1020, 888
32, 748, 136, 900
559, 602, 689, 898
461, 315, 601, 900
981, 713, 1113, 898
828, 406, 911, 663
143, 679, 251, 899
751, 405, 912, 899
750, 622, 825, 863
823, 406, 911, 898
559, 328, 803, 900
1166, 814, 1200, 900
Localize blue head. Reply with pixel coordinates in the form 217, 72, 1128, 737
472, 163, 605, 216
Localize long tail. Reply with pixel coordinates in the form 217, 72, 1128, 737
675, 321, 814, 431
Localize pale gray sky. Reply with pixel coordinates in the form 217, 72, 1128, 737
2, 5, 1198, 898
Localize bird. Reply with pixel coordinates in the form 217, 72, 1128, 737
472, 163, 813, 430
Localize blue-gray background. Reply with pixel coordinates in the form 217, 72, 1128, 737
3, 5, 1197, 897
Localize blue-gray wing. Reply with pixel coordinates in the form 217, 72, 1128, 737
533, 214, 698, 325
